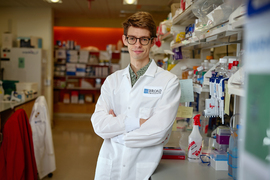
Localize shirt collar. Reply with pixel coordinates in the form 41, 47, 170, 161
122, 59, 157, 77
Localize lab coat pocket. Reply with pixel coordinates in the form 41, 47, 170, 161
32, 118, 46, 149
139, 107, 154, 119
136, 162, 158, 180
95, 157, 112, 180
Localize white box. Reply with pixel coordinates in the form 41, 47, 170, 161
16, 82, 38, 93
76, 72, 86, 76
55, 49, 66, 59
210, 158, 228, 171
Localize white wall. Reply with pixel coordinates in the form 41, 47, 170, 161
0, 7, 54, 123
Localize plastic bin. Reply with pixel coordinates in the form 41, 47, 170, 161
2, 80, 19, 95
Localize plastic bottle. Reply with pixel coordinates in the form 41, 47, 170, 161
209, 59, 218, 69
216, 58, 228, 78
231, 61, 239, 75
193, 70, 198, 84
188, 70, 193, 79
228, 58, 236, 77
203, 60, 209, 71
228, 115, 241, 180
197, 66, 204, 85
188, 114, 202, 162
181, 66, 188, 79
0, 81, 4, 102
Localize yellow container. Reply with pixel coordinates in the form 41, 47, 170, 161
167, 64, 176, 71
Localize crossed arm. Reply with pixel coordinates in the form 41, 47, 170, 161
109, 109, 147, 126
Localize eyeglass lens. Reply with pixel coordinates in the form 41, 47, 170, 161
126, 36, 151, 45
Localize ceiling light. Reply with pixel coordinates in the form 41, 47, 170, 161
45, 0, 62, 3
123, 0, 137, 5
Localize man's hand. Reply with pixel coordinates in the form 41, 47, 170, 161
110, 109, 147, 126
140, 118, 147, 126
109, 109, 116, 117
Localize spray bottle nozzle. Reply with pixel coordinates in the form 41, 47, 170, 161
193, 114, 201, 126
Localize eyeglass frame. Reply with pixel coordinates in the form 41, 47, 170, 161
125, 35, 156, 46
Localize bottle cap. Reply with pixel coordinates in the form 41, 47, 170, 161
233, 61, 239, 66
228, 63, 233, 70
206, 56, 213, 60
197, 66, 203, 71
188, 70, 193, 75
219, 58, 227, 63
193, 114, 201, 126
204, 60, 209, 63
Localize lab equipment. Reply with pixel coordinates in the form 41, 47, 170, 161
228, 114, 240, 180
188, 114, 202, 162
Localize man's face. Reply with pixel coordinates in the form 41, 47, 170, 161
122, 26, 154, 63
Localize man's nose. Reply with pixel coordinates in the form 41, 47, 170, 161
134, 39, 142, 47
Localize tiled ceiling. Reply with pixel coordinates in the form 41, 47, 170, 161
0, 0, 179, 21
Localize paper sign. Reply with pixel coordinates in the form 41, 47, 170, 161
18, 57, 25, 68
179, 79, 194, 103
172, 120, 177, 131
224, 84, 231, 115
176, 106, 193, 118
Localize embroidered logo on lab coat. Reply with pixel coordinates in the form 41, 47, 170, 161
143, 86, 163, 97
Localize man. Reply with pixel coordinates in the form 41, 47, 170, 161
91, 11, 181, 180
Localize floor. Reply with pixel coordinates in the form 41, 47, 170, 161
43, 116, 103, 180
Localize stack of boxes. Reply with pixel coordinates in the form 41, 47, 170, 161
78, 50, 89, 63
66, 50, 78, 63
76, 64, 86, 77
66, 63, 76, 76
210, 126, 231, 171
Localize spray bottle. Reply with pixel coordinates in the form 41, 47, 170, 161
188, 114, 202, 162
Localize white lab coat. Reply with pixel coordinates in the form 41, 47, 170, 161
29, 96, 56, 179
91, 60, 181, 180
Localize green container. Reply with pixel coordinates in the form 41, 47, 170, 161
2, 80, 19, 95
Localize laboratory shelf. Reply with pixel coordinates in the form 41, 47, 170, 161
231, 17, 246, 30
54, 75, 66, 78
66, 75, 107, 79
171, 22, 242, 50
66, 87, 100, 90
172, 5, 196, 26
160, 32, 173, 41
228, 68, 245, 97
54, 87, 100, 91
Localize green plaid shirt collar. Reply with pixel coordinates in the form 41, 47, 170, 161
129, 60, 151, 87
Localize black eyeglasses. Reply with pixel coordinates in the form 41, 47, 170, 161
125, 36, 154, 46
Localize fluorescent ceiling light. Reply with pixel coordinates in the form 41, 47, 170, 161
123, 0, 137, 5
45, 0, 62, 3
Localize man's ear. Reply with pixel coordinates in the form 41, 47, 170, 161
122, 35, 128, 46
150, 37, 155, 47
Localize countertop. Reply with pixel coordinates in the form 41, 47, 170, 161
152, 159, 231, 180
0, 96, 37, 113
151, 131, 231, 180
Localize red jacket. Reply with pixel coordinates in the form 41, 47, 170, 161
0, 109, 38, 180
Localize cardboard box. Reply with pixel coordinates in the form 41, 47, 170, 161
171, 3, 181, 17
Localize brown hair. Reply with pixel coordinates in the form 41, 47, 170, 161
122, 11, 157, 38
